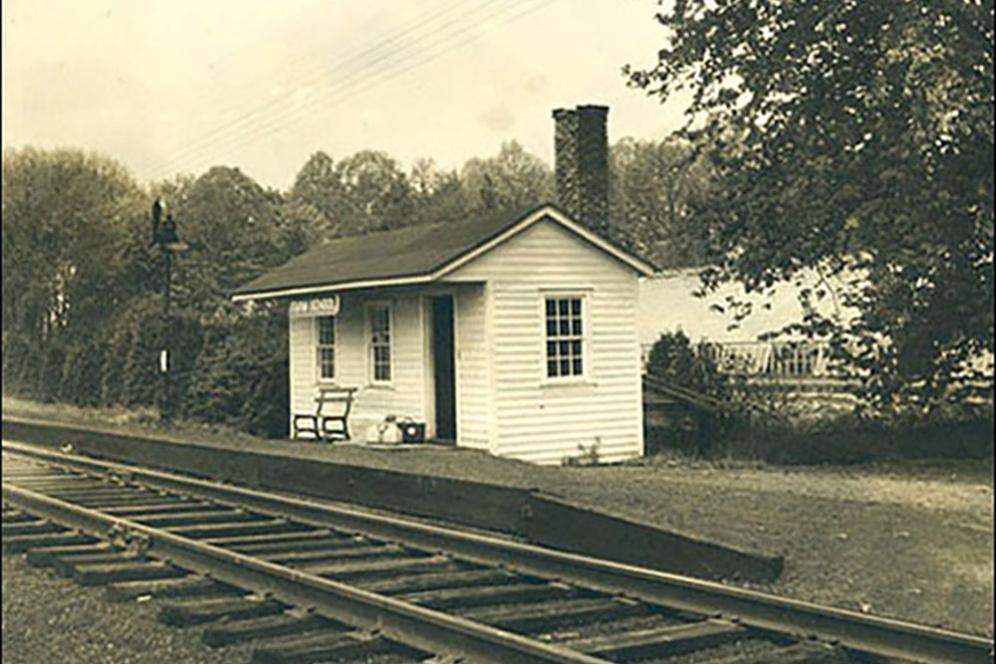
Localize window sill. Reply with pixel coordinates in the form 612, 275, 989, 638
540, 379, 597, 390
365, 382, 396, 391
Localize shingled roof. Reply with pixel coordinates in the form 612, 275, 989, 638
232, 203, 656, 301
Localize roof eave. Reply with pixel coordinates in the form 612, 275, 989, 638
231, 272, 437, 303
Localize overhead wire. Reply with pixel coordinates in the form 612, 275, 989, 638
140, 0, 496, 177
144, 0, 550, 181
138, 0, 490, 177
157, 0, 552, 179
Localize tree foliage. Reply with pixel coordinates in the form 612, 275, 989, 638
460, 140, 554, 213
2, 148, 145, 340
167, 166, 305, 313
2, 148, 147, 399
184, 304, 288, 437
629, 0, 995, 409
610, 136, 714, 267
646, 331, 729, 398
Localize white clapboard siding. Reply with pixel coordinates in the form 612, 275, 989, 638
288, 291, 425, 438
288, 314, 316, 433
454, 283, 491, 450
445, 219, 644, 465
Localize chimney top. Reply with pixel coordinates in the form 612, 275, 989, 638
552, 104, 610, 235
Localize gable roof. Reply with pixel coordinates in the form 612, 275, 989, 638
232, 203, 657, 301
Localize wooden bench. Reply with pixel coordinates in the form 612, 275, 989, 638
293, 387, 358, 442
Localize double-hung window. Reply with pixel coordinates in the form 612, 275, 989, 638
545, 295, 585, 379
316, 315, 336, 381
368, 305, 392, 383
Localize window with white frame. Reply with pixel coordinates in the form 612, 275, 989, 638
316, 315, 336, 381
545, 296, 585, 379
368, 305, 392, 383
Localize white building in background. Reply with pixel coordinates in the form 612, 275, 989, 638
638, 267, 858, 384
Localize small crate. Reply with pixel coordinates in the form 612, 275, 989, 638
400, 420, 426, 444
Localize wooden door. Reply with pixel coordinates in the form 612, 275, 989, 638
431, 295, 456, 441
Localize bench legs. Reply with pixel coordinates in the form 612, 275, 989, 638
320, 416, 350, 442
293, 415, 319, 441
293, 416, 350, 442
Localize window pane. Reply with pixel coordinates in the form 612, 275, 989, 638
375, 363, 391, 381
544, 296, 584, 378
371, 308, 389, 332
319, 348, 335, 379
318, 316, 335, 345
369, 306, 392, 382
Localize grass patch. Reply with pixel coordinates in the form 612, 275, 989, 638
647, 403, 994, 465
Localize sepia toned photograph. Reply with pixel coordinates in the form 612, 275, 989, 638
2, 1, 993, 662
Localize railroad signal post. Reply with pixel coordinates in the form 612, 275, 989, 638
150, 198, 189, 424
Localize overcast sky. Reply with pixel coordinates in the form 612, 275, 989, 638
2, 0, 688, 189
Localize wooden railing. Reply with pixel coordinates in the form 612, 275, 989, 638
641, 340, 833, 379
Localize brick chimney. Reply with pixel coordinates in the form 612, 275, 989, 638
553, 104, 609, 234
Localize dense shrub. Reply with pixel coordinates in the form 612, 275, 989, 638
646, 331, 729, 398
61, 339, 108, 407
89, 297, 203, 412
708, 404, 995, 464
644, 331, 735, 454
184, 306, 288, 438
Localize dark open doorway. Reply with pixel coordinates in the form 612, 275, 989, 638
431, 295, 457, 441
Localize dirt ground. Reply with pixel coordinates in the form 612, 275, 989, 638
1, 554, 254, 663
4, 396, 993, 636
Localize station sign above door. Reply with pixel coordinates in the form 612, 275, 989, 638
289, 295, 340, 317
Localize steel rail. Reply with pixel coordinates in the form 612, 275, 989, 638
1, 481, 605, 664
4, 441, 993, 664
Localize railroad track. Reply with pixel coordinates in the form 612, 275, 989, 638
2, 440, 992, 664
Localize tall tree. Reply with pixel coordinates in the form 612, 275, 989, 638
460, 140, 554, 213
629, 0, 995, 408
333, 150, 414, 235
409, 158, 468, 226
2, 147, 146, 396
288, 151, 341, 236
2, 148, 145, 337
610, 136, 714, 267
165, 166, 299, 314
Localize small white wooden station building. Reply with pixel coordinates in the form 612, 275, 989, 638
233, 106, 655, 464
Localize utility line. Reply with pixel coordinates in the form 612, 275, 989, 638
144, 0, 535, 180
154, 0, 551, 180
141, 0, 490, 177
